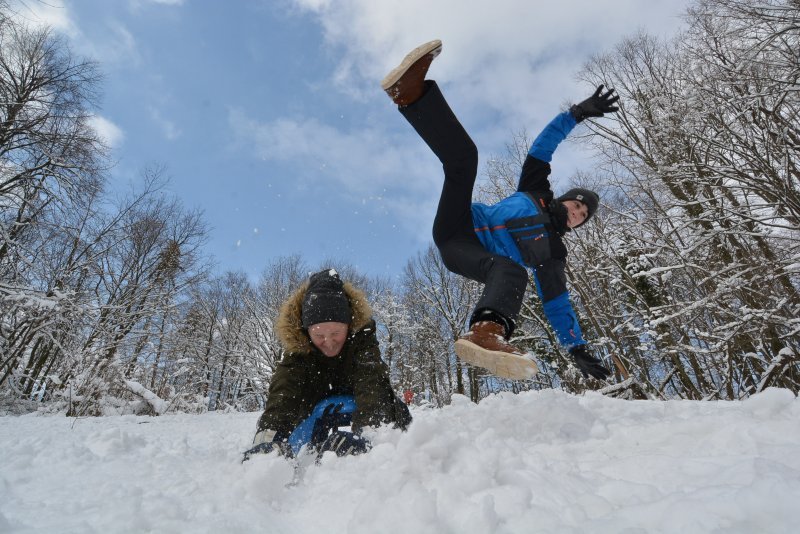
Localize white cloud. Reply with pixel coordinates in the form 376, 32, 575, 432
290, 0, 690, 124
92, 22, 141, 67
228, 109, 439, 195
7, 0, 78, 36
149, 107, 182, 141
129, 0, 186, 8
234, 1, 694, 239
228, 108, 442, 240
87, 115, 125, 148
8, 1, 141, 67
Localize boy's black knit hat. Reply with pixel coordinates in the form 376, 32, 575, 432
558, 188, 600, 228
301, 269, 352, 328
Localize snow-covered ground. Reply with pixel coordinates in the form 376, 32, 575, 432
2, 388, 799, 533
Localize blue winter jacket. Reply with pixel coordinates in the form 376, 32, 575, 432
472, 111, 586, 349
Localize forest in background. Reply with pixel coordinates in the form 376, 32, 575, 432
1, 0, 798, 417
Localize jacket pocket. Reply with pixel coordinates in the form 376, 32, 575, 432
507, 216, 552, 267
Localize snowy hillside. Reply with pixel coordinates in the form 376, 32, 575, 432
2, 389, 798, 533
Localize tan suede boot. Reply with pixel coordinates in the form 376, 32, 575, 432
381, 39, 442, 106
454, 321, 538, 380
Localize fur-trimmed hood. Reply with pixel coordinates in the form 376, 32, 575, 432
275, 279, 373, 353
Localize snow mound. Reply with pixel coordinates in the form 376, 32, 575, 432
1, 389, 798, 533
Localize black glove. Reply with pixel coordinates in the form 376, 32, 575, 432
570, 84, 619, 123
569, 345, 611, 380
393, 395, 413, 431
309, 403, 352, 447
316, 430, 371, 461
242, 430, 292, 462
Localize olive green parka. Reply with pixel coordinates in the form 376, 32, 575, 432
256, 279, 410, 436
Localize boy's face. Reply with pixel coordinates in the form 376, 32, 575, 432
308, 321, 349, 357
562, 199, 588, 228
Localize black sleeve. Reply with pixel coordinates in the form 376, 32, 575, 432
350, 321, 407, 431
256, 354, 313, 435
517, 155, 553, 194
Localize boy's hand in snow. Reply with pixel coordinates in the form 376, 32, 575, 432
570, 85, 619, 123
310, 403, 346, 446
317, 431, 371, 459
242, 429, 292, 462
569, 345, 611, 380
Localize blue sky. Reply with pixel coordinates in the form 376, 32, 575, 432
12, 0, 691, 282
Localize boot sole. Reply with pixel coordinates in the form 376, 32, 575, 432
454, 339, 538, 380
381, 39, 442, 90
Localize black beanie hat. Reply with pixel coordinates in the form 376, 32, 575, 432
301, 269, 352, 329
557, 188, 600, 228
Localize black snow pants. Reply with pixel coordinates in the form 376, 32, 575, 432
399, 81, 528, 331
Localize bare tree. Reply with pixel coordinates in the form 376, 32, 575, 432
0, 11, 107, 407
240, 255, 309, 409
400, 245, 483, 402
572, 0, 800, 398
0, 18, 105, 274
